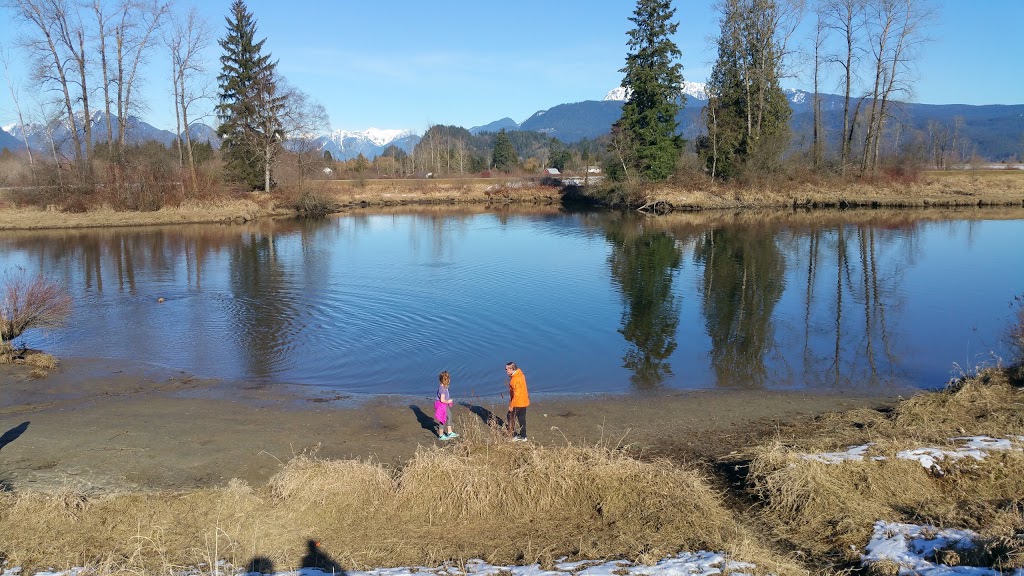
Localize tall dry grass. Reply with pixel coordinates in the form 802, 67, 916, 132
0, 430, 798, 575
745, 369, 1024, 568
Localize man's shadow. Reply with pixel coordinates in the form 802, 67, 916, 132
408, 405, 437, 434
0, 422, 29, 452
301, 539, 345, 574
459, 402, 504, 429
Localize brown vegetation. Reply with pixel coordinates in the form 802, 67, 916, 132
3, 367, 1024, 574
1, 170, 1023, 231
0, 268, 71, 362
743, 368, 1024, 570
0, 425, 795, 575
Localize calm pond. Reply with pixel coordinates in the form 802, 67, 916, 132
2, 206, 1022, 396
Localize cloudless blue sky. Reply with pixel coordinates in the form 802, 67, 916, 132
1, 0, 1022, 134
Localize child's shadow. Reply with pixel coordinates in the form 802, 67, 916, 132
459, 401, 504, 429
409, 404, 437, 434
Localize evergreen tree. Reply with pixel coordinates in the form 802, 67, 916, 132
612, 0, 685, 182
697, 0, 791, 180
492, 129, 518, 172
216, 0, 284, 191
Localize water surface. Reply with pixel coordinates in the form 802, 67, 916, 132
2, 207, 1021, 396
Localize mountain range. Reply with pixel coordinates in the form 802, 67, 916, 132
3, 84, 1023, 161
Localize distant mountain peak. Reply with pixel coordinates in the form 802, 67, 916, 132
603, 81, 709, 102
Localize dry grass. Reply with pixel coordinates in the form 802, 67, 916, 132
643, 170, 1024, 210
2, 171, 1024, 231
745, 368, 1024, 567
0, 194, 287, 230
0, 430, 798, 575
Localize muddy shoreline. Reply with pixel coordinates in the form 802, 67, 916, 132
0, 357, 910, 494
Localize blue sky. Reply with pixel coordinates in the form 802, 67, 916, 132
1, 0, 1022, 134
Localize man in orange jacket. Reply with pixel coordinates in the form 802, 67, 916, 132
505, 361, 529, 441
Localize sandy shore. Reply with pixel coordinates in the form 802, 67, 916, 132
0, 358, 908, 493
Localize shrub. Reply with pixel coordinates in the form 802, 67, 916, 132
0, 268, 72, 358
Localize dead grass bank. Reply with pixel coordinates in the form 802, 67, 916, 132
0, 195, 289, 230
644, 171, 1024, 210
0, 426, 795, 575
4, 170, 1023, 231
744, 369, 1024, 568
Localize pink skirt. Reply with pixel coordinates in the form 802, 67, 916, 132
434, 400, 448, 424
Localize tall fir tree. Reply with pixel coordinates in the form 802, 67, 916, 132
492, 129, 518, 173
612, 0, 685, 182
698, 0, 791, 180
216, 0, 284, 191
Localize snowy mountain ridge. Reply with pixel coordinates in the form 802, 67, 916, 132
603, 81, 710, 102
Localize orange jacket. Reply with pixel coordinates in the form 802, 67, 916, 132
508, 369, 529, 409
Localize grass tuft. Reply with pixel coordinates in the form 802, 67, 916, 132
0, 429, 793, 574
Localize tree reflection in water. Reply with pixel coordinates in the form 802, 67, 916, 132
605, 215, 683, 389
694, 226, 785, 388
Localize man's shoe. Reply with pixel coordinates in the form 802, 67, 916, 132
512, 436, 528, 442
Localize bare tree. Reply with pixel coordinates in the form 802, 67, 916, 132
810, 5, 826, 169
52, 0, 94, 164
819, 0, 866, 174
166, 5, 211, 192
861, 0, 934, 173
0, 267, 72, 351
277, 78, 330, 182
111, 0, 170, 165
91, 0, 115, 146
7, 0, 85, 171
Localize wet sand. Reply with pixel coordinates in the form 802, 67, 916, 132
0, 358, 911, 493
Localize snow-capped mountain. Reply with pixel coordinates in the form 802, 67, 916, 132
1, 113, 419, 161
314, 128, 419, 160
603, 81, 710, 102
603, 82, 811, 104
5, 111, 180, 153
0, 126, 22, 152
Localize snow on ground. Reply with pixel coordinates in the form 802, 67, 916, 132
2, 552, 758, 576
864, 521, 1024, 576
802, 436, 1024, 472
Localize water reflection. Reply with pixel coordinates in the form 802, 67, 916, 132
693, 225, 785, 388
604, 213, 683, 389
0, 208, 1021, 394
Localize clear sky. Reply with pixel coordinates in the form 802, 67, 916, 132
1, 0, 1022, 135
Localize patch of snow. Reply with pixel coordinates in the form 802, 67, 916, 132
785, 89, 806, 104
326, 128, 413, 147
803, 436, 1024, 470
862, 521, 1024, 575
603, 81, 708, 102
2, 123, 15, 133
803, 443, 877, 464
603, 86, 629, 101
364, 128, 413, 146
897, 436, 1024, 473
2, 552, 758, 576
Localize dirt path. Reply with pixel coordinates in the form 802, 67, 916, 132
0, 358, 908, 493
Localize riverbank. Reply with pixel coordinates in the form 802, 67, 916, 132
1, 170, 1023, 230
1, 358, 1023, 575
0, 357, 902, 493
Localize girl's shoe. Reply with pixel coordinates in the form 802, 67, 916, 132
447, 432, 459, 438
438, 433, 450, 440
